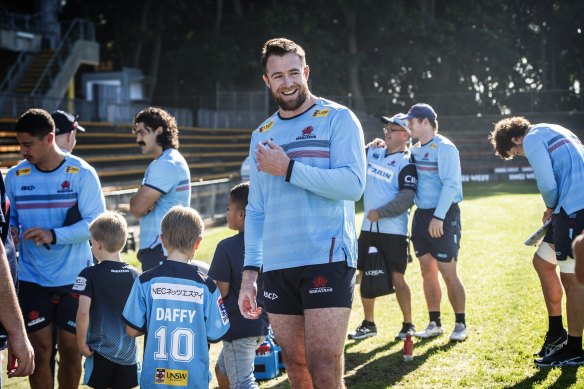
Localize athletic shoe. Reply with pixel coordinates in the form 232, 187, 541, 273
414, 321, 444, 339
395, 322, 416, 340
535, 344, 584, 367
348, 320, 377, 340
535, 329, 568, 358
449, 322, 468, 342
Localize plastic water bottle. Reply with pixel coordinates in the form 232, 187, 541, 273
403, 333, 413, 361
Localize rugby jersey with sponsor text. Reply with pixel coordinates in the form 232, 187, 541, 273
411, 134, 463, 220
362, 147, 417, 236
139, 148, 191, 250
244, 98, 366, 272
523, 123, 584, 214
123, 260, 229, 389
5, 154, 105, 286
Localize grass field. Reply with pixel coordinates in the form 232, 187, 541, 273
4, 181, 584, 388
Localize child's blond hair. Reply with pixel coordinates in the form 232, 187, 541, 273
161, 206, 204, 254
89, 211, 128, 253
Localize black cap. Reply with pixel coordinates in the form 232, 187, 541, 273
52, 110, 85, 135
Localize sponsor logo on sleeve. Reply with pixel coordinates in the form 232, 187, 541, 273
311, 109, 330, 118
259, 120, 274, 133
150, 283, 204, 304
72, 276, 87, 291
218, 297, 229, 325
155, 368, 188, 386
16, 168, 31, 176
430, 143, 437, 149
65, 166, 80, 174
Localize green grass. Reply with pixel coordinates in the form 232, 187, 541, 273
4, 181, 584, 388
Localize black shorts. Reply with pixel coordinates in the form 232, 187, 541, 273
551, 208, 584, 261
18, 281, 78, 334
357, 232, 408, 274
137, 243, 166, 272
262, 261, 356, 315
83, 351, 139, 389
412, 204, 461, 262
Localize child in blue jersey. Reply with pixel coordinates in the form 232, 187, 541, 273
123, 206, 230, 389
491, 116, 584, 367
209, 183, 269, 389
74, 211, 140, 388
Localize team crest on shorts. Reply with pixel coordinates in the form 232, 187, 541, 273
309, 276, 333, 294
154, 368, 188, 386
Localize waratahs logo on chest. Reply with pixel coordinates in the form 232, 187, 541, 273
296, 126, 317, 140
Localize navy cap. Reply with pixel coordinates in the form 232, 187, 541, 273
52, 110, 85, 135
403, 103, 437, 121
380, 113, 410, 133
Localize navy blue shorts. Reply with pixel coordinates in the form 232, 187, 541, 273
552, 208, 584, 261
412, 204, 461, 262
18, 281, 78, 334
357, 232, 408, 274
84, 351, 139, 389
262, 261, 356, 315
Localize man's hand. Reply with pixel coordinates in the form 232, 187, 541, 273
366, 138, 386, 148
254, 140, 289, 176
78, 343, 93, 358
428, 218, 444, 238
22, 227, 52, 247
367, 210, 381, 222
543, 208, 553, 224
6, 333, 34, 378
9, 227, 19, 246
238, 270, 262, 319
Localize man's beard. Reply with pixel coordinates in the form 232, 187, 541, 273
271, 85, 308, 112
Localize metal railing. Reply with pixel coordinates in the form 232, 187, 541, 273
0, 51, 30, 94
29, 18, 96, 97
0, 6, 41, 33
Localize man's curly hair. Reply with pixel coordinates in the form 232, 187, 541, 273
133, 107, 179, 149
489, 116, 531, 159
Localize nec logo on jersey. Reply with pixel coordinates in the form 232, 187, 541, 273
259, 120, 274, 133
311, 109, 330, 118
65, 166, 79, 174
16, 168, 31, 176
309, 276, 333, 294
58, 181, 73, 193
20, 185, 35, 191
155, 368, 188, 386
296, 126, 316, 140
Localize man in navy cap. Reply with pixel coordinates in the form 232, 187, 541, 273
52, 110, 85, 153
404, 103, 468, 342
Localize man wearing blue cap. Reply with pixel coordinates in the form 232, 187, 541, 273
404, 103, 467, 342
349, 113, 417, 341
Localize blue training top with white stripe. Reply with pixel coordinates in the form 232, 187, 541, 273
139, 148, 191, 250
123, 260, 230, 389
245, 98, 366, 271
411, 134, 463, 220
523, 123, 584, 214
6, 154, 105, 286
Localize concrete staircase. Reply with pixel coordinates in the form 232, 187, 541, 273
14, 49, 53, 94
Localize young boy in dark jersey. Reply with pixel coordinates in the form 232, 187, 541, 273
73, 211, 140, 388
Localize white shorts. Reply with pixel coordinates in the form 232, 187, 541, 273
536, 242, 576, 274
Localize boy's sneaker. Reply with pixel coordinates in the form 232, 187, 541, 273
414, 321, 443, 339
395, 322, 415, 340
449, 322, 468, 342
535, 343, 584, 367
348, 320, 377, 340
535, 329, 568, 358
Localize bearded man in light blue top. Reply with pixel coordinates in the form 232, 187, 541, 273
491, 116, 584, 367
130, 107, 191, 272
405, 103, 467, 343
238, 38, 366, 389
